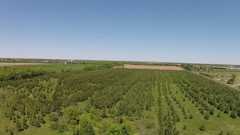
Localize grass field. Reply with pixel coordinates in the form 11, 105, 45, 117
197, 69, 240, 89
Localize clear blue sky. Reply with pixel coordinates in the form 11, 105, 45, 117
0, 0, 240, 64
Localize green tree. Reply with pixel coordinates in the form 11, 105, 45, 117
199, 124, 205, 131
49, 113, 59, 122
189, 115, 193, 119
78, 115, 95, 135
107, 124, 121, 135
183, 125, 187, 130
38, 114, 45, 124
228, 74, 237, 85
16, 120, 23, 131
204, 113, 209, 120
209, 108, 214, 115
230, 111, 237, 119
64, 106, 79, 124
22, 117, 29, 129
120, 122, 136, 135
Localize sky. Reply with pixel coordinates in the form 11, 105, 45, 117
0, 0, 240, 65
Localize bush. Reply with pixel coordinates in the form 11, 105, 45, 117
79, 115, 95, 135
204, 113, 209, 120
199, 124, 205, 131
121, 122, 136, 135
183, 125, 187, 130
50, 122, 68, 132
70, 120, 78, 126
174, 130, 180, 135
209, 108, 214, 115
49, 113, 59, 122
230, 111, 237, 119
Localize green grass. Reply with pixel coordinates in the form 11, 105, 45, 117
211, 69, 240, 73
197, 69, 240, 89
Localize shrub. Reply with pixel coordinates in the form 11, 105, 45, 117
199, 124, 205, 131
204, 113, 209, 120
183, 125, 187, 130
230, 111, 237, 119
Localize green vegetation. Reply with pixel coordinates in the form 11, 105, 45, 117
24, 62, 122, 72
197, 69, 240, 89
227, 74, 237, 85
0, 66, 52, 81
1, 64, 240, 135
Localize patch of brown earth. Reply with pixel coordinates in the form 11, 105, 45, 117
122, 64, 183, 71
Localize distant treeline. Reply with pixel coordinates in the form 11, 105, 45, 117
181, 64, 225, 71
0, 67, 53, 81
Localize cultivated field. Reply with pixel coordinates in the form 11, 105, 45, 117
1, 65, 240, 135
116, 64, 183, 71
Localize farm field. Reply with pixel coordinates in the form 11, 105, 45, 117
115, 64, 183, 71
0, 65, 240, 135
197, 69, 240, 89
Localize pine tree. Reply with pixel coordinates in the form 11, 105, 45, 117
209, 108, 214, 115
22, 117, 29, 129
183, 125, 187, 130
230, 111, 237, 119
16, 120, 23, 131
204, 113, 210, 120
199, 124, 205, 131
189, 114, 193, 119
38, 114, 45, 124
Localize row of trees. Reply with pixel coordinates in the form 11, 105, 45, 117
1, 69, 138, 134
0, 66, 53, 81
159, 75, 180, 135
173, 71, 240, 119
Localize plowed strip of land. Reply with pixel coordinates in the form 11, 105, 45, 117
0, 63, 44, 67
123, 64, 183, 71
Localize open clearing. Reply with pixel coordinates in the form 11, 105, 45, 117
0, 63, 44, 67
122, 64, 183, 70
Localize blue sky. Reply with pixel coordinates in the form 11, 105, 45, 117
0, 0, 239, 64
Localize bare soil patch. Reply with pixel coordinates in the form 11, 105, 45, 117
0, 63, 44, 67
120, 64, 183, 71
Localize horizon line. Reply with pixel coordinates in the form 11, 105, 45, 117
0, 57, 240, 66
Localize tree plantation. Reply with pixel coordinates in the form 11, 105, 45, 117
0, 67, 240, 135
